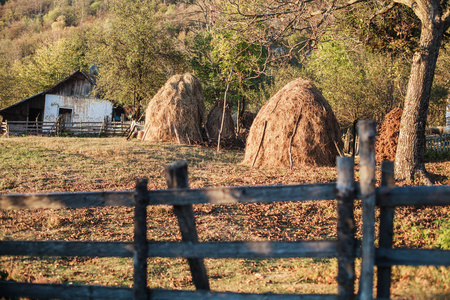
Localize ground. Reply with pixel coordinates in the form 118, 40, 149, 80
0, 137, 449, 298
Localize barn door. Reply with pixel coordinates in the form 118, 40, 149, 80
58, 108, 73, 126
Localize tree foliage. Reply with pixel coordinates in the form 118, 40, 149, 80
12, 30, 91, 97
301, 40, 409, 129
91, 0, 185, 119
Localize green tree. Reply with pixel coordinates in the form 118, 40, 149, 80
219, 0, 450, 183
12, 30, 91, 98
302, 40, 409, 129
92, 0, 185, 120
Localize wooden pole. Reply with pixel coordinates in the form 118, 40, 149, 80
217, 64, 235, 152
165, 161, 210, 291
358, 120, 376, 300
377, 160, 395, 299
133, 178, 149, 300
251, 121, 267, 168
336, 156, 356, 300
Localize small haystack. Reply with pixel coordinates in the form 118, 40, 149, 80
206, 99, 235, 140
375, 108, 403, 163
143, 73, 205, 144
241, 111, 257, 130
243, 78, 342, 169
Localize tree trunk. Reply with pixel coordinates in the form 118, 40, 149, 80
394, 20, 444, 183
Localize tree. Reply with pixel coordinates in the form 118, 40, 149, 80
11, 30, 91, 97
219, 0, 450, 183
391, 0, 450, 183
301, 39, 408, 129
92, 0, 185, 120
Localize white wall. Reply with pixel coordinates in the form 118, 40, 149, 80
43, 94, 113, 123
447, 98, 450, 127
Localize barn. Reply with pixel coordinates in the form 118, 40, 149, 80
0, 70, 113, 130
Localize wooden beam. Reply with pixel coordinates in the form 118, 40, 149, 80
377, 161, 395, 299
0, 241, 133, 257
0, 183, 338, 209
376, 185, 450, 207
357, 120, 376, 300
133, 178, 149, 300
0, 240, 338, 259
0, 191, 134, 210
336, 157, 356, 300
149, 183, 337, 205
165, 161, 210, 291
0, 281, 132, 300
376, 249, 450, 266
0, 281, 339, 300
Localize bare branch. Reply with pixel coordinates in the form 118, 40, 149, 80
443, 9, 450, 31
369, 1, 397, 21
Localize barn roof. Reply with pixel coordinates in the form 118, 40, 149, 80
0, 69, 95, 114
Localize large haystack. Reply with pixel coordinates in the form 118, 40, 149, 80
206, 100, 235, 140
242, 78, 342, 169
375, 108, 403, 163
143, 73, 205, 144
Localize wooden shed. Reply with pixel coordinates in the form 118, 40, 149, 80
0, 70, 113, 127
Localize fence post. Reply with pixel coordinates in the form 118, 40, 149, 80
376, 161, 395, 299
165, 160, 210, 291
133, 178, 149, 300
336, 156, 356, 300
358, 120, 376, 300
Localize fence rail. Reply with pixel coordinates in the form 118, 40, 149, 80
0, 120, 136, 136
426, 134, 450, 152
0, 121, 449, 300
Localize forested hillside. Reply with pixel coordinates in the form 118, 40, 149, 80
0, 0, 448, 127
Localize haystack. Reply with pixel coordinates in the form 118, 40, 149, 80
375, 108, 403, 163
143, 73, 205, 144
242, 78, 342, 169
206, 99, 235, 140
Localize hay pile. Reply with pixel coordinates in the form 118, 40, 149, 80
206, 99, 235, 140
375, 108, 403, 163
241, 111, 256, 130
242, 78, 342, 169
143, 73, 205, 144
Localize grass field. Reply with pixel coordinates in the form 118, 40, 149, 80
0, 136, 449, 299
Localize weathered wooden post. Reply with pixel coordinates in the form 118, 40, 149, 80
5, 120, 9, 137
165, 161, 210, 291
358, 120, 376, 300
377, 160, 395, 299
336, 156, 356, 299
133, 178, 149, 300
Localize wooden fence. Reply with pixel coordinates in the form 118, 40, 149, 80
426, 134, 450, 152
0, 120, 137, 137
0, 121, 449, 300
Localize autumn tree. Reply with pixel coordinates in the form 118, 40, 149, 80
92, 0, 185, 120
220, 0, 450, 183
391, 0, 450, 183
11, 30, 91, 98
301, 40, 409, 129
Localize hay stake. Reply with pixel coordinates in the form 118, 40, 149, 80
251, 121, 267, 168
217, 64, 235, 152
173, 125, 181, 144
289, 108, 303, 170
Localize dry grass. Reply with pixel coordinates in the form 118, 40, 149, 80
0, 136, 449, 298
